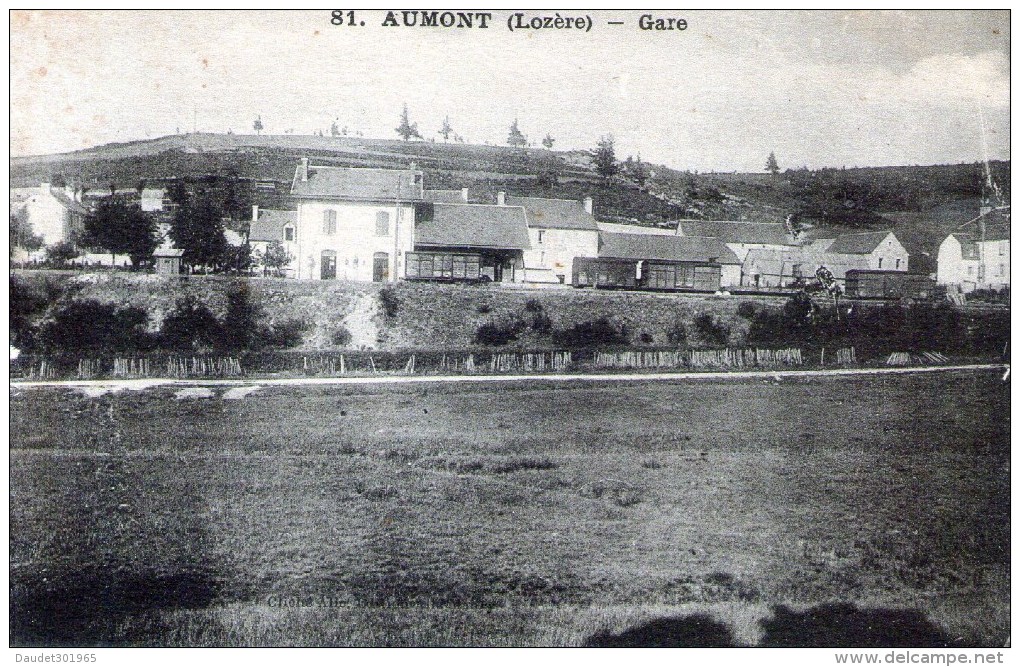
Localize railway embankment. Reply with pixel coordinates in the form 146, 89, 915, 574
10, 271, 1010, 382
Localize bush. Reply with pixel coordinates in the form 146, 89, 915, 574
379, 287, 400, 318
637, 331, 655, 344
736, 301, 759, 319
552, 318, 628, 347
263, 318, 308, 348
693, 313, 730, 346
10, 275, 65, 351
41, 300, 153, 353
160, 298, 222, 350
524, 298, 544, 313
220, 282, 266, 351
332, 326, 353, 347
474, 317, 525, 346
476, 303, 492, 314
666, 321, 688, 345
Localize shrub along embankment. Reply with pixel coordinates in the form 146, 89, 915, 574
9, 271, 1010, 380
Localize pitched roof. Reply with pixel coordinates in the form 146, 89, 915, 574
596, 221, 678, 236
415, 203, 531, 250
505, 195, 599, 231
598, 232, 740, 264
424, 189, 467, 203
951, 224, 1010, 243
677, 220, 794, 245
291, 165, 424, 201
826, 230, 896, 254
249, 209, 296, 242
49, 189, 88, 215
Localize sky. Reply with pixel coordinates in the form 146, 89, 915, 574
9, 9, 1011, 172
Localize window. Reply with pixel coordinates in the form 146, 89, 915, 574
284, 226, 294, 242
375, 211, 390, 236
895, 258, 900, 270
999, 264, 1005, 277
968, 265, 974, 276
322, 210, 337, 235
1000, 242, 1006, 256
537, 230, 545, 244
878, 257, 883, 269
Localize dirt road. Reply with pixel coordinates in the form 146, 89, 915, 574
10, 362, 1007, 392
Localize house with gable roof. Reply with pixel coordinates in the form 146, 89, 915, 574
414, 201, 531, 282
289, 158, 423, 281
741, 230, 909, 288
248, 206, 298, 277
936, 207, 1010, 292
504, 193, 600, 284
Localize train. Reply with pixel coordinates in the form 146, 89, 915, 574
844, 270, 937, 300
571, 257, 722, 292
404, 251, 488, 283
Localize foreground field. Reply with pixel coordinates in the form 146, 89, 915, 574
9, 370, 1010, 646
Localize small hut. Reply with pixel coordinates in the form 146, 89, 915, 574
153, 248, 184, 275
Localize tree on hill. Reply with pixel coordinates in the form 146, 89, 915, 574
507, 119, 527, 149
542, 133, 555, 149
395, 104, 422, 141
630, 155, 650, 187
592, 135, 619, 181
766, 151, 780, 175
330, 120, 340, 137
169, 195, 229, 272
81, 198, 159, 268
439, 116, 454, 143
253, 116, 264, 136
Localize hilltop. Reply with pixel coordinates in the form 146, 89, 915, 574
11, 132, 1009, 265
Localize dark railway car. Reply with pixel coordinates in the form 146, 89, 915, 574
572, 257, 722, 292
405, 251, 484, 282
845, 270, 936, 300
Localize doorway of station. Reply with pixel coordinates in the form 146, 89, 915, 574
373, 252, 389, 282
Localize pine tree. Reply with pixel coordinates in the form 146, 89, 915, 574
439, 116, 454, 142
542, 133, 555, 149
395, 104, 422, 141
507, 119, 527, 149
592, 135, 618, 181
766, 151, 780, 175
253, 115, 263, 136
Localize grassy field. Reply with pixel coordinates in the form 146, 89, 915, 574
9, 370, 1009, 647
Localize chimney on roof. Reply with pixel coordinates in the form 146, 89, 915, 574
252, 204, 259, 222
497, 191, 506, 206
583, 196, 593, 215
299, 157, 309, 182
461, 187, 469, 203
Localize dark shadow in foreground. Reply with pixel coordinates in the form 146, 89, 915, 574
583, 603, 963, 648
759, 603, 960, 648
584, 613, 737, 647
10, 567, 221, 647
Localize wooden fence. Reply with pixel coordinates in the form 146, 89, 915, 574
165, 356, 243, 378
595, 347, 803, 370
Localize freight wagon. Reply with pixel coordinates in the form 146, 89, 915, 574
572, 257, 722, 292
844, 270, 936, 300
404, 251, 487, 282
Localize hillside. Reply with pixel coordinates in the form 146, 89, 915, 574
10, 133, 1010, 256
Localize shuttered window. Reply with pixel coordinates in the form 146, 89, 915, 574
322, 210, 337, 235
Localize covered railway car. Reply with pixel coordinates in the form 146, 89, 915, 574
572, 257, 722, 292
844, 270, 936, 300
405, 251, 485, 282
